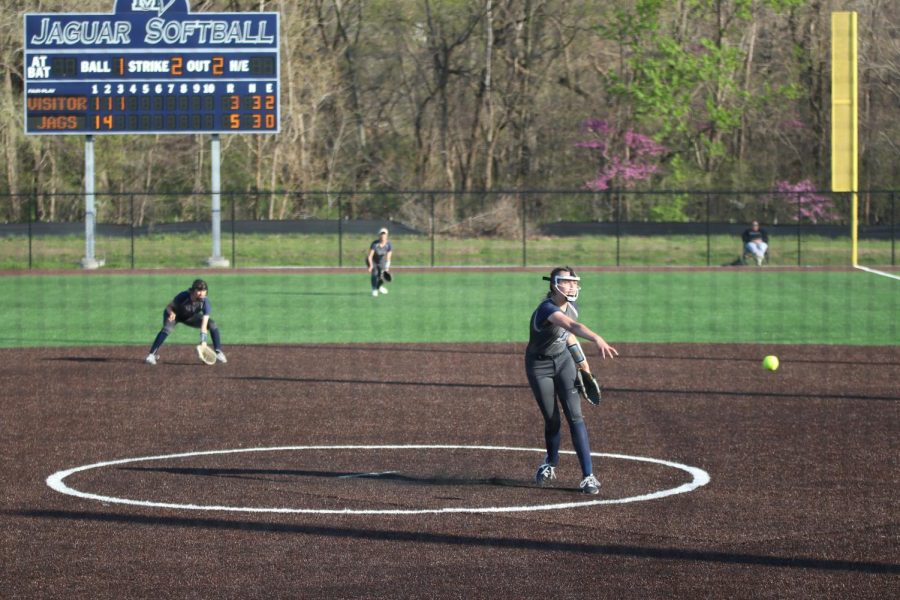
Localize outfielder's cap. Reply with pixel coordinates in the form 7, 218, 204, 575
378, 227, 389, 235
191, 279, 208, 291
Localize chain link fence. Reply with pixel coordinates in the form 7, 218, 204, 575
0, 190, 896, 269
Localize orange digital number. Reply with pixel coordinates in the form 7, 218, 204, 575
94, 115, 113, 130
251, 95, 261, 110
212, 57, 224, 76
265, 95, 275, 110
229, 114, 240, 129
252, 114, 261, 129
171, 56, 183, 76
265, 114, 275, 128
229, 95, 239, 110
118, 58, 125, 75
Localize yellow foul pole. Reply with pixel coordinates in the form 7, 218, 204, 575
831, 12, 858, 266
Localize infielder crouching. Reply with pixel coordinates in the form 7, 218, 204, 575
145, 279, 226, 365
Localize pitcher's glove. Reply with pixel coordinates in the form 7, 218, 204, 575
576, 370, 602, 405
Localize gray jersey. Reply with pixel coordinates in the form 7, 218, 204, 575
369, 240, 393, 265
526, 298, 578, 356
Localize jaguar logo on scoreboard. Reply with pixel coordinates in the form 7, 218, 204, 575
129, 0, 180, 15
24, 0, 279, 135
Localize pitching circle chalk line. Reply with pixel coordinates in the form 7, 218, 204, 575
46, 444, 711, 515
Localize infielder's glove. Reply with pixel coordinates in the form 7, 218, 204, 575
196, 344, 217, 366
382, 271, 393, 282
576, 370, 602, 405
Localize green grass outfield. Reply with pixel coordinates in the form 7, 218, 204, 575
0, 269, 896, 348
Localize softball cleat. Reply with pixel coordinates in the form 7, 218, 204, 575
579, 474, 601, 495
535, 463, 557, 486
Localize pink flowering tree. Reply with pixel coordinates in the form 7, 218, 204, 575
575, 119, 666, 191
774, 180, 840, 223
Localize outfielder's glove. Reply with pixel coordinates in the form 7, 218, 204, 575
196, 343, 216, 366
576, 370, 602, 405
382, 271, 393, 282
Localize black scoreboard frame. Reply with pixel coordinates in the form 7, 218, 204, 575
24, 1, 280, 136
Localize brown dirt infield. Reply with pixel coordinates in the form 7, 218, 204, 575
2, 342, 898, 599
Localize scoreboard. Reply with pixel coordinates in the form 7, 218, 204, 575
24, 0, 279, 135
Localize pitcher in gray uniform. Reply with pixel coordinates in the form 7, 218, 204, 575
525, 266, 617, 494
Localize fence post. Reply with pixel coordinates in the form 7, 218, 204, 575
231, 192, 236, 268
706, 193, 711, 266
129, 194, 135, 270
614, 191, 621, 267
430, 193, 435, 267
29, 193, 35, 270
338, 195, 343, 267
892, 191, 896, 266
520, 192, 526, 267
796, 193, 802, 265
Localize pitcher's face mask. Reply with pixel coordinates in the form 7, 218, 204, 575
552, 273, 581, 301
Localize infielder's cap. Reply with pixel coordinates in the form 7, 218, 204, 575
378, 227, 389, 235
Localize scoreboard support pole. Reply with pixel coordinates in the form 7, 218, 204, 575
207, 134, 230, 268
80, 135, 103, 269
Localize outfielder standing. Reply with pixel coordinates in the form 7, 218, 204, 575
525, 267, 617, 494
145, 279, 227, 365
366, 227, 393, 297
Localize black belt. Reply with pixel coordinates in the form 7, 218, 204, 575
531, 350, 564, 361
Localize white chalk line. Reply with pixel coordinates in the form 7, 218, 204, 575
854, 265, 900, 281
46, 444, 711, 515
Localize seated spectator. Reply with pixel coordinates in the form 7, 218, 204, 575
742, 220, 769, 266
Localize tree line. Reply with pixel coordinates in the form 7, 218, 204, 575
0, 0, 897, 225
